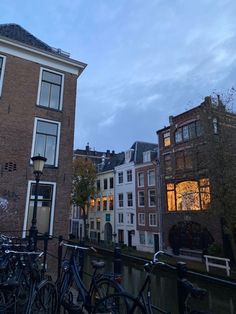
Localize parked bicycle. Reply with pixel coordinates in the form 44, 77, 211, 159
93, 251, 212, 314
56, 241, 123, 313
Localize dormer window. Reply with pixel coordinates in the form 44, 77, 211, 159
125, 149, 133, 163
143, 151, 151, 163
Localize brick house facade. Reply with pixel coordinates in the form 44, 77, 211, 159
0, 24, 86, 240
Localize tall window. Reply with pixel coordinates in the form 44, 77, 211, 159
103, 198, 107, 211
127, 192, 133, 207
118, 213, 124, 224
96, 180, 100, 191
148, 190, 156, 207
24, 181, 56, 236
37, 68, 64, 110
139, 233, 145, 244
0, 55, 6, 97
104, 178, 108, 190
137, 172, 144, 187
138, 191, 145, 207
32, 118, 60, 167
149, 214, 157, 226
109, 197, 113, 210
175, 120, 202, 144
130, 213, 134, 224
96, 199, 101, 211
96, 219, 101, 230
164, 154, 172, 174
166, 178, 211, 211
127, 170, 132, 182
148, 170, 155, 186
118, 172, 123, 184
163, 131, 171, 147
118, 193, 124, 208
138, 213, 145, 225
109, 177, 113, 189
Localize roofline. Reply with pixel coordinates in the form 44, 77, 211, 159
0, 35, 87, 71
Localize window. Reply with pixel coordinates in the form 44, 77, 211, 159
31, 118, 60, 167
90, 221, 94, 230
109, 177, 113, 189
137, 172, 144, 187
96, 199, 101, 211
96, 180, 100, 191
147, 233, 154, 245
103, 198, 107, 211
138, 213, 145, 225
118, 213, 124, 224
149, 214, 157, 226
148, 190, 156, 207
23, 181, 56, 236
127, 170, 132, 182
174, 120, 202, 144
164, 154, 172, 174
139, 233, 145, 244
118, 193, 124, 208
96, 219, 101, 230
109, 197, 113, 210
138, 191, 145, 207
104, 178, 108, 190
175, 151, 193, 171
118, 172, 123, 184
0, 55, 6, 97
166, 178, 211, 211
37, 68, 64, 110
143, 151, 151, 163
163, 131, 171, 147
130, 213, 134, 224
148, 170, 155, 186
127, 192, 133, 207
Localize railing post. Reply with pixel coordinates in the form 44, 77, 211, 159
114, 244, 122, 275
58, 235, 63, 280
176, 261, 188, 314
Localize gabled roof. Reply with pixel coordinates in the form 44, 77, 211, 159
0, 23, 63, 56
130, 141, 158, 164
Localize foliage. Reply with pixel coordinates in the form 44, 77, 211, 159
71, 157, 97, 238
207, 242, 223, 257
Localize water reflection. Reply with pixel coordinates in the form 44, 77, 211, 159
83, 253, 236, 314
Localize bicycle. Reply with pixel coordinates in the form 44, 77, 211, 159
56, 241, 124, 313
93, 251, 213, 314
0, 248, 57, 313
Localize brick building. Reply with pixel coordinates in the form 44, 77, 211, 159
157, 96, 236, 256
0, 24, 86, 239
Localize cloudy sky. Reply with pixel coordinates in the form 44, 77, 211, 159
2, 0, 236, 152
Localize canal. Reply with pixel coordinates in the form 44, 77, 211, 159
83, 251, 236, 314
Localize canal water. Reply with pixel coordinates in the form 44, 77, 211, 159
83, 252, 236, 314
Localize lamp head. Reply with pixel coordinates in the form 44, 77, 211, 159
31, 155, 47, 174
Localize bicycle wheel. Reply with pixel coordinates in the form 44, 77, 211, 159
92, 292, 147, 314
91, 277, 123, 306
29, 280, 58, 314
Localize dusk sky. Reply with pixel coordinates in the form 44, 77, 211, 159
2, 0, 236, 152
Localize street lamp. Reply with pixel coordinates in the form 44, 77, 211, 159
28, 155, 47, 251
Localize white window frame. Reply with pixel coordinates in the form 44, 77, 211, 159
148, 189, 156, 207
118, 193, 124, 208
127, 192, 133, 207
126, 169, 132, 182
143, 151, 151, 163
148, 170, 155, 186
138, 213, 145, 226
118, 171, 123, 184
22, 180, 56, 237
138, 191, 145, 207
118, 213, 124, 224
31, 117, 61, 167
139, 232, 146, 244
149, 213, 157, 227
37, 67, 64, 111
137, 172, 144, 187
0, 54, 6, 97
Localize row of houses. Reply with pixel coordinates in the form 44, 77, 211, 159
71, 97, 236, 256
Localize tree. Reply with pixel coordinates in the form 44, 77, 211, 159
198, 94, 236, 262
72, 157, 97, 239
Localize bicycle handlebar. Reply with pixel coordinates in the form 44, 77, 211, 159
60, 241, 97, 252
4, 250, 44, 257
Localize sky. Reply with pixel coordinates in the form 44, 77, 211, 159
2, 0, 236, 152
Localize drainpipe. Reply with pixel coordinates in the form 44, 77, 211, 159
157, 158, 163, 251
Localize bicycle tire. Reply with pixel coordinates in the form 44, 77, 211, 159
92, 291, 147, 313
91, 277, 123, 306
29, 280, 58, 314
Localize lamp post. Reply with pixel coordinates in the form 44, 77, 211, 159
28, 155, 47, 251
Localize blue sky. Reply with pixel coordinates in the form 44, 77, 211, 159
2, 0, 236, 152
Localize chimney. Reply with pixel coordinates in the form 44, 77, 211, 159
106, 150, 110, 157
85, 143, 90, 152
169, 116, 173, 125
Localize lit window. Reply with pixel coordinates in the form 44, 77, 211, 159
31, 118, 60, 167
96, 199, 101, 211
138, 213, 145, 225
137, 172, 144, 187
148, 170, 155, 186
163, 131, 171, 147
118, 193, 124, 208
166, 179, 210, 211
127, 170, 132, 182
149, 214, 157, 226
148, 190, 156, 207
0, 55, 6, 97
109, 197, 113, 210
138, 191, 145, 207
24, 181, 56, 236
103, 198, 107, 211
127, 192, 133, 207
37, 68, 64, 110
118, 172, 123, 184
